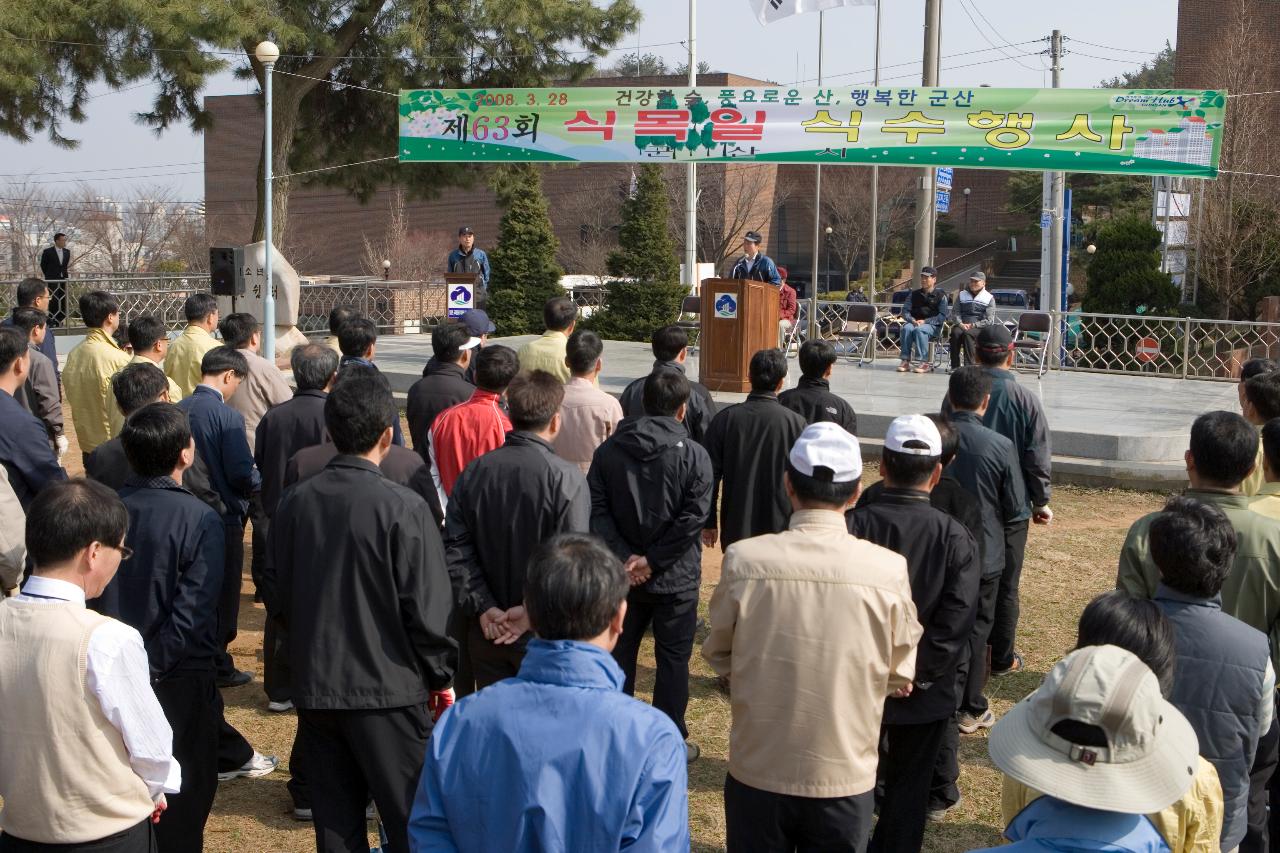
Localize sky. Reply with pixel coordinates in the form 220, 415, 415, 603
0, 0, 1178, 202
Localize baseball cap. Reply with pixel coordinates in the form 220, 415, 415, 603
920, 266, 938, 277
977, 324, 1013, 351
788, 423, 863, 483
744, 230, 762, 244
988, 645, 1200, 814
459, 309, 495, 336
969, 271, 987, 282
884, 414, 942, 456
458, 226, 474, 236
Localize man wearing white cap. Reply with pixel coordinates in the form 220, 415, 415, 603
970, 644, 1201, 852
703, 422, 922, 852
849, 414, 981, 852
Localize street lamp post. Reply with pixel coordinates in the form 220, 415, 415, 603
963, 187, 971, 238
823, 226, 833, 295
382, 259, 391, 281
255, 40, 280, 361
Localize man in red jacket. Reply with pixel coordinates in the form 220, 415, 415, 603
777, 266, 798, 350
428, 345, 519, 515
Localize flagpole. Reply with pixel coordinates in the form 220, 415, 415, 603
867, 0, 881, 301
685, 0, 698, 301
806, 10, 825, 343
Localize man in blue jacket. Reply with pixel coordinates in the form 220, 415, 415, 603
409, 533, 689, 852
0, 326, 65, 511
898, 266, 949, 374
447, 226, 490, 297
178, 346, 261, 688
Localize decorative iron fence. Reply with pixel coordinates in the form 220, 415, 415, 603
794, 299, 1280, 382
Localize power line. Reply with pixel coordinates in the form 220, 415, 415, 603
954, 0, 1040, 71
0, 161, 202, 178
1067, 38, 1169, 57
1067, 50, 1157, 64
790, 41, 1040, 85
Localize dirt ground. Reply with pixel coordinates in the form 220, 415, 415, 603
58, 411, 1168, 852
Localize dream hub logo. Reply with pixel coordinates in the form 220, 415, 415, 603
449, 285, 472, 306
1111, 93, 1198, 111
714, 293, 738, 318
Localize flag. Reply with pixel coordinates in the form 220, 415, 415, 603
750, 0, 876, 26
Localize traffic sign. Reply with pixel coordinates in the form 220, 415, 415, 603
935, 188, 951, 214
936, 167, 954, 190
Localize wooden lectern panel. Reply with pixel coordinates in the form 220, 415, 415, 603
698, 278, 781, 392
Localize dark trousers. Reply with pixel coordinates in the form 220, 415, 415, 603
949, 325, 980, 368
960, 573, 1001, 715
1245, 704, 1280, 853
611, 588, 699, 740
930, 718, 962, 811
0, 820, 155, 853
153, 673, 219, 853
449, 609, 475, 698
724, 773, 873, 853
215, 520, 244, 678
990, 520, 1029, 672
467, 620, 527, 691
297, 705, 431, 853
248, 493, 267, 599
216, 686, 254, 773
263, 615, 292, 703
869, 718, 950, 853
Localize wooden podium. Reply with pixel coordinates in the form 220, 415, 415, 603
698, 277, 780, 392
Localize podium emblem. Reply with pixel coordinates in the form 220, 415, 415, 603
448, 284, 474, 318
714, 292, 738, 319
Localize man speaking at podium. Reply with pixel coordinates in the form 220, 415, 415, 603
730, 231, 781, 287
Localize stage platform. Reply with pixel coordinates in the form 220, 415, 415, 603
374, 335, 1236, 491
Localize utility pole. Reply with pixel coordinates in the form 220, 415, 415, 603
806, 11, 826, 343
685, 0, 698, 299
911, 0, 941, 287
867, 0, 882, 300
1047, 29, 1065, 364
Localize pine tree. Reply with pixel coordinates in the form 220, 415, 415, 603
1083, 215, 1181, 315
590, 165, 687, 341
486, 164, 565, 334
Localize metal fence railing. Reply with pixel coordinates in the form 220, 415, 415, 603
2, 275, 448, 336
794, 299, 1280, 382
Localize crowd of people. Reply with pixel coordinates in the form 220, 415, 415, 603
2, 274, 1280, 853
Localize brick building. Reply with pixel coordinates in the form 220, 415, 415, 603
203, 72, 1025, 282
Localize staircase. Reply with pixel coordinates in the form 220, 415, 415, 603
993, 257, 1041, 297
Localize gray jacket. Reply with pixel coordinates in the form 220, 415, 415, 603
1155, 584, 1275, 851
15, 345, 63, 439
0, 465, 24, 591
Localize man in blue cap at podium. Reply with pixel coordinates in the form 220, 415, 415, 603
730, 231, 781, 286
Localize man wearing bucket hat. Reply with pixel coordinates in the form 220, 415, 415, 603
729, 231, 782, 286
970, 644, 1202, 852
703, 422, 921, 851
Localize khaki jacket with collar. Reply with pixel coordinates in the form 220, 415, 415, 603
516, 331, 571, 383
165, 325, 221, 399
702, 510, 922, 798
128, 355, 182, 403
63, 328, 131, 453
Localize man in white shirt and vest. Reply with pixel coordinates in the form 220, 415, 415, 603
0, 479, 179, 852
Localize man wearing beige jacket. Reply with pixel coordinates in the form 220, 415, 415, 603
703, 422, 922, 852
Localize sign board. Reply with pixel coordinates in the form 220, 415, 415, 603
935, 189, 951, 214
714, 292, 738, 319
936, 166, 954, 189
447, 282, 474, 318
400, 87, 1227, 177
1040, 210, 1053, 230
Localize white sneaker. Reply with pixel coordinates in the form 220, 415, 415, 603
218, 751, 278, 782
267, 699, 294, 713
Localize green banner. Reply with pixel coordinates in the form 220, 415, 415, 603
399, 86, 1225, 177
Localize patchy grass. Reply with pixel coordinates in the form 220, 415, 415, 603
61, 410, 1170, 851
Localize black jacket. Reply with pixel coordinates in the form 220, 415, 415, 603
285, 440, 442, 526
619, 361, 717, 445
849, 489, 981, 724
588, 416, 713, 596
40, 245, 69, 281
86, 436, 226, 517
856, 475, 983, 557
704, 392, 807, 549
778, 376, 858, 436
254, 389, 328, 518
96, 476, 224, 680
946, 411, 1027, 577
407, 359, 474, 458
444, 431, 590, 616
265, 456, 455, 709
